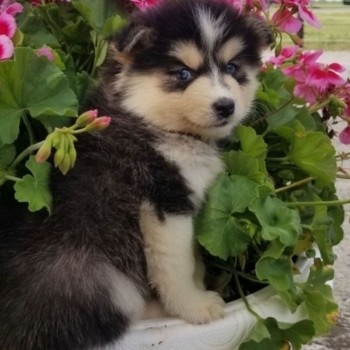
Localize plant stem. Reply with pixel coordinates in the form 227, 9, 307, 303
337, 174, 350, 179
309, 99, 331, 114
233, 259, 261, 319
266, 156, 289, 162
237, 271, 269, 285
9, 141, 44, 170
4, 174, 22, 182
286, 198, 350, 207
22, 114, 35, 145
275, 177, 315, 193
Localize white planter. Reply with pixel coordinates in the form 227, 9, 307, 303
113, 255, 312, 350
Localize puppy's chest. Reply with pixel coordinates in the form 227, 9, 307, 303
156, 136, 223, 208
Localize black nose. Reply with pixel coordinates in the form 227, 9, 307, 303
213, 98, 235, 119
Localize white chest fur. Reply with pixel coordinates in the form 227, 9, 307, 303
156, 134, 223, 209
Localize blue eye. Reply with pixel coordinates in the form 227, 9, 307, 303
176, 68, 193, 81
225, 63, 237, 75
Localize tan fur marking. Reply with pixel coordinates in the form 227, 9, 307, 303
217, 38, 244, 63
170, 42, 204, 70
110, 44, 132, 66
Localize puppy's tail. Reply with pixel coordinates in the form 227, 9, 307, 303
0, 251, 144, 350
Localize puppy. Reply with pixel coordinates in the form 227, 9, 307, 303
0, 0, 272, 349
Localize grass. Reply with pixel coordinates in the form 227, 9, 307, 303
273, 2, 350, 50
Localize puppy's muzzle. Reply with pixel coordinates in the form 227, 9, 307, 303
213, 98, 235, 121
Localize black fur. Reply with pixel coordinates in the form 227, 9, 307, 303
0, 1, 270, 349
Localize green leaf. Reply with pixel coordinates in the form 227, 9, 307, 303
289, 131, 336, 184
267, 104, 298, 129
72, 0, 125, 35
239, 318, 315, 350
14, 156, 52, 213
236, 125, 268, 175
256, 256, 294, 292
195, 174, 259, 259
311, 201, 335, 265
223, 150, 270, 185
0, 48, 78, 143
18, 5, 60, 48
0, 143, 16, 168
103, 15, 127, 37
249, 187, 301, 246
301, 259, 338, 336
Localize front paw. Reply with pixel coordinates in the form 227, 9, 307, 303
171, 290, 225, 324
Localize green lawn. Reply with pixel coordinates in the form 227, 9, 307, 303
273, 3, 350, 50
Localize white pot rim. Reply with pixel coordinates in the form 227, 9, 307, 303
113, 254, 312, 350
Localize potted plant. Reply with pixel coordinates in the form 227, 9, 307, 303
0, 0, 349, 349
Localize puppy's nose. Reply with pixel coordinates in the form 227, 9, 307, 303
213, 98, 235, 119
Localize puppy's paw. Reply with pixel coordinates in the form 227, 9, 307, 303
175, 290, 225, 324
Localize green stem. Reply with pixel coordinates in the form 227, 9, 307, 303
266, 156, 289, 162
237, 272, 269, 285
22, 114, 35, 145
286, 198, 350, 207
275, 177, 315, 193
233, 258, 261, 319
309, 99, 331, 114
9, 141, 44, 170
4, 174, 22, 182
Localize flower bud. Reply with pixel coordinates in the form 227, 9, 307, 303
58, 154, 71, 175
36, 139, 52, 163
75, 109, 98, 128
86, 116, 111, 131
54, 147, 65, 167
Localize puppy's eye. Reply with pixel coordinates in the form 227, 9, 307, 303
225, 63, 238, 75
175, 68, 193, 81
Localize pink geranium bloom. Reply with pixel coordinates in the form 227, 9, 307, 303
0, 12, 16, 38
0, 33, 13, 59
130, 0, 158, 10
271, 8, 302, 33
36, 46, 55, 62
269, 45, 298, 66
339, 126, 350, 145
299, 50, 323, 66
274, 0, 321, 29
306, 63, 346, 92
4, 3, 23, 16
294, 82, 317, 104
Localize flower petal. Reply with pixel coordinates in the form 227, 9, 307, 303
339, 126, 350, 145
0, 12, 16, 38
0, 34, 14, 60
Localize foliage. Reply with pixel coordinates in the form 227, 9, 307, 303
1, 1, 350, 349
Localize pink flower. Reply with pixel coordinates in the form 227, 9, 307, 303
271, 8, 302, 34
269, 45, 298, 66
306, 63, 346, 92
36, 46, 55, 61
0, 1, 23, 16
76, 109, 98, 127
87, 116, 112, 131
339, 126, 350, 145
0, 12, 16, 38
294, 81, 317, 104
130, 0, 158, 10
274, 0, 320, 29
0, 33, 13, 59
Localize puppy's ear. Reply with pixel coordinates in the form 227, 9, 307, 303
118, 23, 154, 53
110, 23, 155, 66
246, 16, 274, 50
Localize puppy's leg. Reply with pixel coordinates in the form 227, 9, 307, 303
140, 203, 224, 324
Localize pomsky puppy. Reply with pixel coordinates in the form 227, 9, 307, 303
0, 0, 272, 349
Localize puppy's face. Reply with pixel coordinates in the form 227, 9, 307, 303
104, 0, 272, 139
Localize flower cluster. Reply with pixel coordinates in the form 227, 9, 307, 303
271, 0, 320, 34
0, 0, 22, 59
